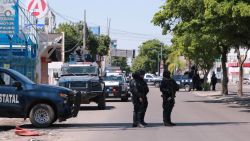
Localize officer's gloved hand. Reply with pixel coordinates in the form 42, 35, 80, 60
139, 97, 143, 102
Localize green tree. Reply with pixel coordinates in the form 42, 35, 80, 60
167, 47, 186, 74
111, 56, 130, 74
132, 39, 169, 73
97, 35, 110, 56
55, 23, 110, 63
56, 23, 81, 61
131, 56, 148, 72
152, 0, 250, 95
204, 0, 250, 96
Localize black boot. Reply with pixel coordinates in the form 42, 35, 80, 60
140, 112, 148, 126
133, 112, 138, 127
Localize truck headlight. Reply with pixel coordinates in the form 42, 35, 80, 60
176, 81, 181, 85
59, 93, 68, 98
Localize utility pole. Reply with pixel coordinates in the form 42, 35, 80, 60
107, 18, 112, 66
83, 10, 87, 50
62, 32, 65, 62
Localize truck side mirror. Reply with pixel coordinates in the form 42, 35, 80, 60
53, 72, 59, 78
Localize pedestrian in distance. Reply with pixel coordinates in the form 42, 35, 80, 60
211, 71, 217, 91
129, 70, 149, 128
160, 70, 179, 126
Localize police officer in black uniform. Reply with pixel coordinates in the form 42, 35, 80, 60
129, 70, 149, 127
138, 70, 149, 126
160, 70, 179, 126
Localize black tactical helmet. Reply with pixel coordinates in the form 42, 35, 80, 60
163, 70, 171, 78
138, 69, 146, 76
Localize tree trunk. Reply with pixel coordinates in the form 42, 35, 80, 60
203, 70, 209, 83
221, 47, 228, 96
238, 64, 243, 97
236, 47, 249, 97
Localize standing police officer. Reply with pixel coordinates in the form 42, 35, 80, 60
129, 70, 149, 127
138, 70, 149, 126
160, 70, 179, 126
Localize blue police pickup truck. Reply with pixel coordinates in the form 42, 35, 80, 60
0, 68, 81, 128
173, 74, 193, 91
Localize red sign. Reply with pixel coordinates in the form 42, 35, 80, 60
227, 62, 250, 67
27, 0, 48, 19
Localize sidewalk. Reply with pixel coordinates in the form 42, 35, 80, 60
191, 90, 250, 108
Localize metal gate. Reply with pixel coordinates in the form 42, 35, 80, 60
0, 56, 36, 81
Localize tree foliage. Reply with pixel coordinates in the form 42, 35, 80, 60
56, 23, 110, 62
131, 39, 170, 73
111, 56, 130, 74
153, 0, 250, 95
56, 23, 81, 61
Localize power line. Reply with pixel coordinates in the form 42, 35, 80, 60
33, 7, 170, 40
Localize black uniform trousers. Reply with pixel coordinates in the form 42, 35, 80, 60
211, 83, 216, 91
132, 96, 148, 124
132, 96, 142, 125
141, 97, 148, 123
162, 95, 175, 123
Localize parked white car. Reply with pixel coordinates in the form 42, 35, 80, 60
144, 73, 162, 87
236, 77, 250, 85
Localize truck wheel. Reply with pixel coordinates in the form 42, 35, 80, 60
29, 104, 55, 128
121, 96, 128, 102
155, 82, 160, 87
98, 94, 106, 110
184, 84, 191, 92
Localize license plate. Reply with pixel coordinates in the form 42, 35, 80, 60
109, 93, 114, 96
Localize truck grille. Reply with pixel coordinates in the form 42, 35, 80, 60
69, 81, 87, 89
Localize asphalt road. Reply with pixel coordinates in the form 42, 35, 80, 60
1, 85, 250, 141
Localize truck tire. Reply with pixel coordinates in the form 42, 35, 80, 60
98, 94, 106, 110
155, 82, 160, 88
184, 84, 191, 92
29, 104, 55, 128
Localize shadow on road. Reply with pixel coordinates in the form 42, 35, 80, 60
185, 97, 250, 113
79, 106, 115, 111
150, 122, 249, 127
106, 99, 131, 103
0, 126, 15, 132
185, 100, 224, 104
19, 121, 249, 130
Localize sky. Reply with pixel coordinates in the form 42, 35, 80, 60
21, 0, 172, 50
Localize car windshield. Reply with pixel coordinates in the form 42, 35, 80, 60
104, 75, 124, 83
62, 66, 98, 75
173, 75, 182, 79
9, 69, 35, 84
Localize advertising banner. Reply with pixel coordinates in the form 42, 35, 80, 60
0, 0, 19, 39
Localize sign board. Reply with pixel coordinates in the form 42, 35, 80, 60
0, 0, 19, 36
89, 26, 100, 36
26, 0, 48, 19
24, 23, 44, 30
111, 48, 133, 58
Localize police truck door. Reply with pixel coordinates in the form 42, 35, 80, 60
0, 71, 24, 117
